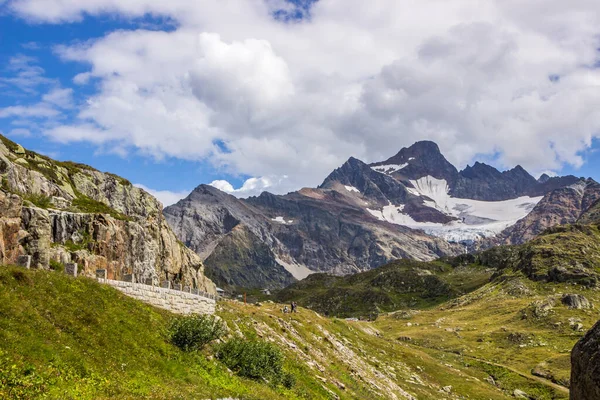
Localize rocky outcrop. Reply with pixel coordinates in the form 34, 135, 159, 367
0, 135, 215, 294
0, 191, 23, 265
571, 320, 600, 399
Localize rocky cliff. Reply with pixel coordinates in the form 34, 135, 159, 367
0, 135, 215, 294
571, 320, 600, 399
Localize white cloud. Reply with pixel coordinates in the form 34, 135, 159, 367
42, 87, 74, 109
0, 104, 60, 118
209, 176, 282, 198
0, 54, 53, 93
133, 183, 190, 207
7, 0, 600, 194
8, 128, 31, 137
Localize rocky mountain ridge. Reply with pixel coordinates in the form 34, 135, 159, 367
166, 140, 591, 289
165, 183, 459, 290
0, 134, 215, 293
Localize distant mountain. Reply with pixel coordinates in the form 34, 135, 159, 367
165, 140, 589, 289
165, 181, 459, 290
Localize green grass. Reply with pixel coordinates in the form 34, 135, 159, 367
276, 259, 493, 318
71, 193, 132, 221
22, 193, 52, 209
0, 265, 302, 399
0, 264, 580, 399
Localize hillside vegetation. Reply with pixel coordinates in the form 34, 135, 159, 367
275, 260, 493, 318
278, 223, 600, 318
2, 223, 599, 398
2, 262, 590, 399
0, 266, 302, 399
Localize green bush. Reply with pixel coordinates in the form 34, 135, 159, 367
216, 338, 291, 386
49, 260, 65, 272
23, 193, 52, 209
168, 315, 226, 352
281, 371, 296, 389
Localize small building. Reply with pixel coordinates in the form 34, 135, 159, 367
261, 288, 271, 296
216, 287, 225, 297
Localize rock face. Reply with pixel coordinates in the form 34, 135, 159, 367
571, 320, 600, 400
579, 198, 600, 225
0, 134, 215, 294
366, 141, 579, 201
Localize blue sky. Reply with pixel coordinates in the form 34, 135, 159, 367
0, 13, 250, 197
1, 0, 599, 205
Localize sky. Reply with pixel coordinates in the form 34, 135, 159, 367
1, 0, 600, 206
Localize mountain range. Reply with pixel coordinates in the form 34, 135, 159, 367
165, 141, 599, 290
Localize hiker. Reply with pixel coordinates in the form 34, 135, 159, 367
292, 301, 298, 313
283, 305, 289, 313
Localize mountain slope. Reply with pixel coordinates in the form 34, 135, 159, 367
0, 134, 214, 293
165, 182, 460, 289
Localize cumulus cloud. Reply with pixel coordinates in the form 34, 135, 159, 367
133, 183, 191, 207
7, 0, 600, 194
209, 176, 281, 197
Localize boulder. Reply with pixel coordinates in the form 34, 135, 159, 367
571, 320, 600, 399
513, 389, 529, 398
561, 294, 592, 309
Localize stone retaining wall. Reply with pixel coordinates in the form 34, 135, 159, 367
102, 279, 216, 315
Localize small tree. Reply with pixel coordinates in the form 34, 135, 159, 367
168, 314, 226, 351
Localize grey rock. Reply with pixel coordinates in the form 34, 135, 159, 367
562, 294, 592, 309
513, 389, 529, 398
571, 320, 600, 399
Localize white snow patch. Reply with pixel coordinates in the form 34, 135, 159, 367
372, 163, 408, 174
275, 258, 314, 280
344, 185, 360, 193
271, 216, 293, 224
408, 157, 415, 161
367, 175, 543, 242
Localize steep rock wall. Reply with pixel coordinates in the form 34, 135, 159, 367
0, 135, 215, 294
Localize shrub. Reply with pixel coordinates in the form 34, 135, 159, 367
216, 338, 291, 385
49, 260, 65, 272
281, 371, 296, 389
168, 315, 226, 352
23, 193, 52, 209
